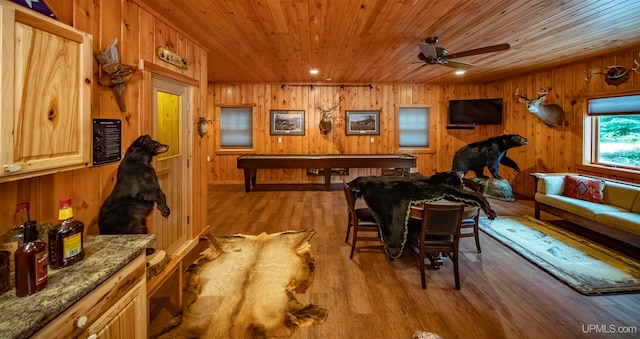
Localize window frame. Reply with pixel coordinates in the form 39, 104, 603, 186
217, 105, 255, 151
397, 105, 433, 152
585, 92, 640, 172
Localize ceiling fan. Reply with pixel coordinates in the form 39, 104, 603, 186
416, 37, 510, 70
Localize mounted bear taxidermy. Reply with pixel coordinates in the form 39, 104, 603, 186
98, 135, 170, 234
452, 134, 528, 180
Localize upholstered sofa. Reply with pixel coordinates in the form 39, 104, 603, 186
532, 173, 640, 248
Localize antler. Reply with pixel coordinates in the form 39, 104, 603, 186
319, 104, 338, 113
633, 53, 640, 74
514, 88, 528, 102
538, 87, 549, 97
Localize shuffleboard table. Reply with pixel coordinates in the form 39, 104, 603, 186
237, 154, 417, 191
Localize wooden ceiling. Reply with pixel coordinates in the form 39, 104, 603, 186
139, 0, 640, 84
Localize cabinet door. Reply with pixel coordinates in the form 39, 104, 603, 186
0, 2, 92, 182
84, 280, 147, 339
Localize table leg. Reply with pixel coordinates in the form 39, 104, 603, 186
324, 168, 331, 191
243, 169, 256, 192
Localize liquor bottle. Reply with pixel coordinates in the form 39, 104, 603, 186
0, 203, 30, 273
15, 221, 48, 297
48, 198, 85, 268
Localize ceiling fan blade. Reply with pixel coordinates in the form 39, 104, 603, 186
447, 43, 510, 59
443, 61, 474, 70
418, 43, 437, 59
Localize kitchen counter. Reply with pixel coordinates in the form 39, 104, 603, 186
0, 234, 154, 338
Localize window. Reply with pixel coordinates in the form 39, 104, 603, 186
587, 94, 640, 169
220, 107, 253, 148
398, 107, 430, 148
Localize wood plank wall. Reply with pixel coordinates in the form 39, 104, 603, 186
0, 0, 209, 243
206, 44, 640, 196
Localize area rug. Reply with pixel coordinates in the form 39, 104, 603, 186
479, 215, 640, 295
154, 229, 328, 339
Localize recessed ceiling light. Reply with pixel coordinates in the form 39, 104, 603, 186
325, 77, 331, 81
454, 70, 466, 75
309, 69, 319, 75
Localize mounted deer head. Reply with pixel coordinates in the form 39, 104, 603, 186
318, 104, 338, 135
515, 87, 566, 127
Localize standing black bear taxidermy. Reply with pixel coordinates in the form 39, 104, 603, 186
452, 134, 528, 180
98, 135, 171, 234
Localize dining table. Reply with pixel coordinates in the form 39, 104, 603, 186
347, 173, 488, 259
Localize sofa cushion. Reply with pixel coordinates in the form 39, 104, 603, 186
594, 212, 640, 235
535, 193, 626, 220
603, 181, 640, 210
633, 194, 640, 214
562, 175, 604, 203
537, 175, 565, 195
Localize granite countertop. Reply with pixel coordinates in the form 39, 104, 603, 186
0, 234, 155, 338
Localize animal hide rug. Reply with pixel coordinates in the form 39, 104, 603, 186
154, 229, 327, 339
348, 175, 496, 258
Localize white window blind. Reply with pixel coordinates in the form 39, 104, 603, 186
220, 107, 252, 148
588, 95, 640, 115
398, 107, 429, 147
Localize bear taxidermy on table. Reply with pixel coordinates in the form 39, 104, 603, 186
98, 135, 171, 234
452, 134, 528, 180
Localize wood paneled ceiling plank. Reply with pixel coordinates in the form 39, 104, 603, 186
331, 0, 387, 83
340, 0, 439, 83
136, 0, 640, 84
322, 0, 362, 83
266, 0, 290, 33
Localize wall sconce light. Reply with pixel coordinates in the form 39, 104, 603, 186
197, 117, 213, 138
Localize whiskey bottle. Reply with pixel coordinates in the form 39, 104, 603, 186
15, 221, 48, 297
48, 198, 85, 268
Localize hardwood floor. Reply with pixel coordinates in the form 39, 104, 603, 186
196, 184, 640, 339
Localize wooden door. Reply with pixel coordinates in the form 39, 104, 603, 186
151, 76, 192, 254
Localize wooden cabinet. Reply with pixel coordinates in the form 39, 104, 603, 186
32, 254, 148, 339
83, 279, 146, 339
0, 1, 92, 183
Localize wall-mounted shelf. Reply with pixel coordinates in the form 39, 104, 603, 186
446, 124, 476, 130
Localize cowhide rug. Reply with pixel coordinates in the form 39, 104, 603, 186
154, 229, 327, 339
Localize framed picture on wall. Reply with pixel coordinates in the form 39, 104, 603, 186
270, 110, 305, 135
345, 110, 380, 135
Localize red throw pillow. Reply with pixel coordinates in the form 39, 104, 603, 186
561, 175, 604, 203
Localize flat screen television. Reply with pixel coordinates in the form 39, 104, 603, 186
448, 98, 503, 125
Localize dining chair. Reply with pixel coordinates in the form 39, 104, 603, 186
409, 203, 465, 290
460, 178, 485, 253
342, 183, 381, 259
